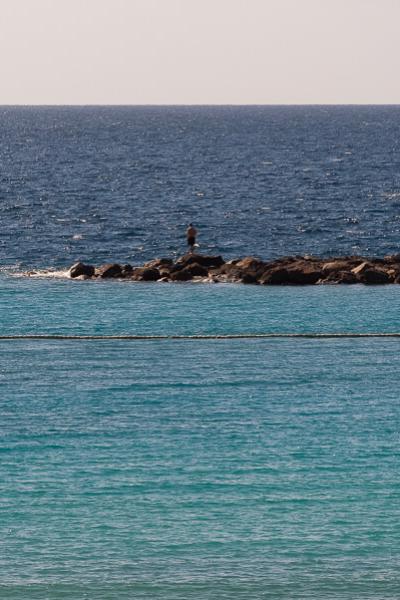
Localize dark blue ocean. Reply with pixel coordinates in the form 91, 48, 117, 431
2, 107, 400, 599
2, 105, 400, 269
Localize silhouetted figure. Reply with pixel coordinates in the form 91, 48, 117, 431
186, 223, 197, 253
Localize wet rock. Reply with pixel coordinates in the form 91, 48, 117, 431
184, 263, 209, 277
75, 274, 91, 281
210, 263, 244, 281
240, 273, 259, 284
69, 262, 95, 278
357, 268, 391, 285
121, 264, 133, 277
259, 267, 290, 285
260, 263, 322, 285
318, 270, 358, 284
131, 267, 160, 281
169, 268, 193, 281
66, 254, 400, 285
159, 269, 173, 279
169, 263, 184, 273
144, 258, 173, 269
96, 263, 123, 278
176, 254, 225, 268
285, 265, 323, 285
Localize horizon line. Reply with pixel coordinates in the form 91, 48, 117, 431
1, 102, 400, 108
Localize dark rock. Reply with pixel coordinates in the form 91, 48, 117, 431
144, 258, 173, 269
176, 254, 225, 268
169, 268, 193, 281
211, 273, 241, 283
159, 269, 173, 279
240, 273, 259, 284
209, 263, 245, 282
121, 264, 133, 277
357, 268, 391, 285
212, 263, 241, 276
67, 254, 400, 285
260, 267, 290, 285
260, 263, 322, 285
185, 263, 209, 277
213, 259, 269, 282
69, 262, 95, 278
131, 267, 160, 281
169, 263, 184, 273
96, 263, 123, 278
318, 271, 358, 284
286, 266, 323, 285
370, 257, 386, 265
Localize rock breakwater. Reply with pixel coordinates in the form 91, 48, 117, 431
66, 254, 400, 285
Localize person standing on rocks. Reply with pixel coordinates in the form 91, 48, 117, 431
186, 223, 197, 253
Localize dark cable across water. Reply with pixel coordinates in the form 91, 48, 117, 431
1, 333, 400, 340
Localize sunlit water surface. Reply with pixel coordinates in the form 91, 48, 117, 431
1, 278, 400, 599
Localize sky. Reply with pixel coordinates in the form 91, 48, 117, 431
0, 0, 399, 104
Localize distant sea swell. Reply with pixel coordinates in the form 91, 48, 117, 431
1, 105, 400, 271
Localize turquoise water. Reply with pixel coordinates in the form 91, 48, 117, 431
3, 276, 400, 335
2, 277, 400, 598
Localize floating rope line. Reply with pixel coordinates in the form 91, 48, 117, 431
0, 333, 400, 340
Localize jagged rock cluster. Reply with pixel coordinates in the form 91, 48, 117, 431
68, 253, 400, 285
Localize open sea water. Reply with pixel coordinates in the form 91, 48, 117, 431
2, 106, 400, 599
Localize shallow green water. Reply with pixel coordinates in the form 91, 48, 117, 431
2, 279, 400, 598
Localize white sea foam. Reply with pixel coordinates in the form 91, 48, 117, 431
383, 191, 400, 199
10, 268, 72, 279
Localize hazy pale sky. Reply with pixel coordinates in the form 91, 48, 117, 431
1, 0, 399, 104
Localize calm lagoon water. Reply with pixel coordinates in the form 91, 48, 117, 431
2, 278, 400, 599
3, 276, 400, 336
2, 106, 400, 598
